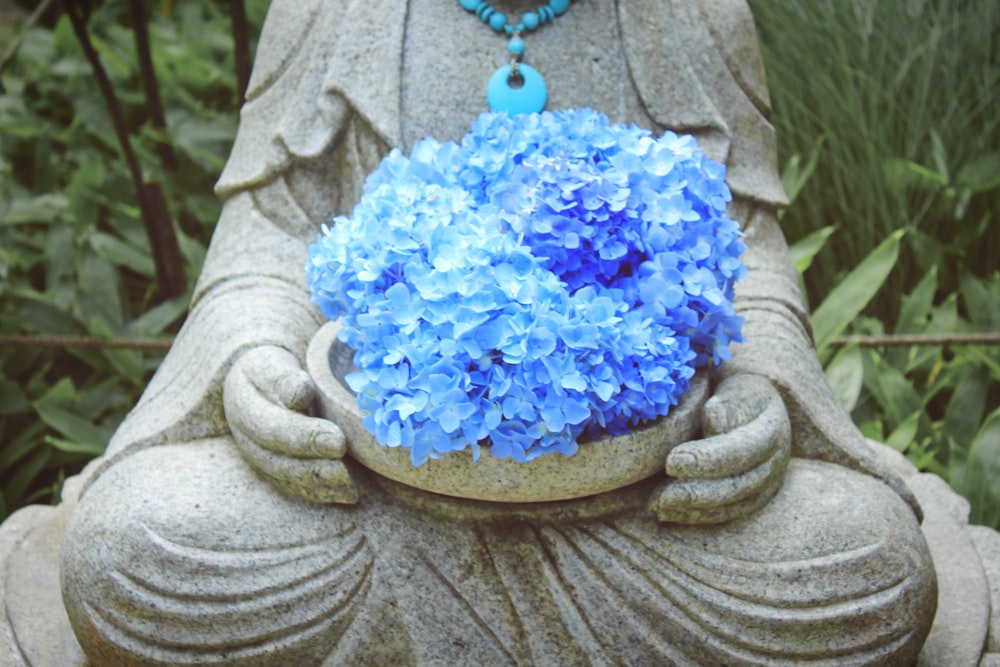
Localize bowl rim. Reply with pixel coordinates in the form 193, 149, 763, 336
306, 320, 709, 503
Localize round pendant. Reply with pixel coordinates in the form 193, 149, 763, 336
486, 63, 547, 115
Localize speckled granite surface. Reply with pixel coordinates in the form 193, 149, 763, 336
1, 439, 996, 666
0, 1, 976, 663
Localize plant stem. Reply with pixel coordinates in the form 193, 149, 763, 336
229, 0, 250, 106
128, 0, 178, 171
63, 0, 186, 298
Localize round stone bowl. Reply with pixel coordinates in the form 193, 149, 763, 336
307, 320, 709, 503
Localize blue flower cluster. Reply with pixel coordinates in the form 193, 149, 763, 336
307, 109, 746, 466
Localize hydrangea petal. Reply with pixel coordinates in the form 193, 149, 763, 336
306, 109, 746, 466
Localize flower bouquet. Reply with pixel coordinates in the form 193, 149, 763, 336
306, 109, 746, 500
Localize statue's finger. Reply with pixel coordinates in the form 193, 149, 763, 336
231, 430, 359, 505
667, 380, 790, 479
224, 354, 346, 459
702, 373, 777, 436
656, 439, 791, 513
649, 484, 779, 525
240, 345, 316, 411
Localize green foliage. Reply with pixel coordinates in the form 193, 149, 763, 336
790, 224, 1000, 528
810, 229, 905, 355
753, 0, 1000, 527
751, 0, 1000, 322
0, 1, 269, 521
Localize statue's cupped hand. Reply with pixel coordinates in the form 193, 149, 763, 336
650, 374, 792, 524
223, 345, 359, 504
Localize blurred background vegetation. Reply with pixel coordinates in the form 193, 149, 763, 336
750, 0, 1000, 527
0, 0, 998, 525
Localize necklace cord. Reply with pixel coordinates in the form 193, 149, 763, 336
459, 0, 575, 113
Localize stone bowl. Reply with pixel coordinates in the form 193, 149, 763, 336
306, 320, 709, 503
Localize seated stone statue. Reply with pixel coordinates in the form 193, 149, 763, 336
58, 0, 937, 664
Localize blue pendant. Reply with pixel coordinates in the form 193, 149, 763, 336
487, 63, 547, 115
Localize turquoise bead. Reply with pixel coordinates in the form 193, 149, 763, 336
522, 11, 539, 30
489, 11, 507, 31
458, 0, 480, 11
487, 63, 547, 115
508, 36, 525, 54
538, 6, 554, 23
476, 3, 493, 21
549, 0, 570, 15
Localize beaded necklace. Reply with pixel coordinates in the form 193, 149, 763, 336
458, 0, 575, 115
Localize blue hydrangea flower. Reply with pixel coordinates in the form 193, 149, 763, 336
306, 109, 747, 466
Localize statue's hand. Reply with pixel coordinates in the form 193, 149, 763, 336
223, 345, 359, 504
650, 374, 791, 524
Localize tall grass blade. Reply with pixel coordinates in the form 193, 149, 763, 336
810, 229, 905, 352
824, 344, 863, 412
788, 225, 836, 276
960, 408, 1000, 527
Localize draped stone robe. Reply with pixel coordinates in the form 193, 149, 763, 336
57, 0, 937, 664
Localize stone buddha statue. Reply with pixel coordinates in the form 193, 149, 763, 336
50, 0, 940, 663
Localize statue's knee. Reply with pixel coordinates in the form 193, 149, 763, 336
61, 440, 373, 666
750, 459, 937, 663
653, 459, 936, 663
61, 445, 186, 665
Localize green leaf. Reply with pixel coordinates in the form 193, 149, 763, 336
19, 477, 62, 508
929, 129, 950, 184
45, 223, 77, 310
956, 152, 1000, 194
0, 421, 45, 472
789, 226, 837, 275
44, 436, 106, 457
76, 252, 124, 331
861, 348, 923, 428
36, 377, 77, 407
883, 158, 948, 192
70, 84, 119, 136
0, 379, 28, 415
33, 403, 114, 453
2, 448, 51, 512
14, 27, 55, 65
167, 110, 237, 171
73, 377, 130, 420
824, 344, 864, 412
962, 346, 1000, 381
811, 229, 905, 352
890, 265, 940, 371
50, 58, 92, 78
89, 232, 156, 277
896, 266, 937, 334
960, 271, 1000, 330
928, 293, 959, 335
87, 30, 133, 79
910, 441, 943, 475
0, 247, 8, 287
127, 295, 190, 336
959, 408, 1000, 525
944, 367, 989, 448
887, 410, 922, 453
908, 229, 945, 273
858, 419, 884, 443
11, 292, 85, 335
89, 319, 144, 383
780, 134, 826, 206
0, 194, 69, 225
176, 228, 207, 277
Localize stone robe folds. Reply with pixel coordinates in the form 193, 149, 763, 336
49, 0, 939, 665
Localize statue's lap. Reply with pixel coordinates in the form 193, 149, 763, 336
61, 439, 934, 665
